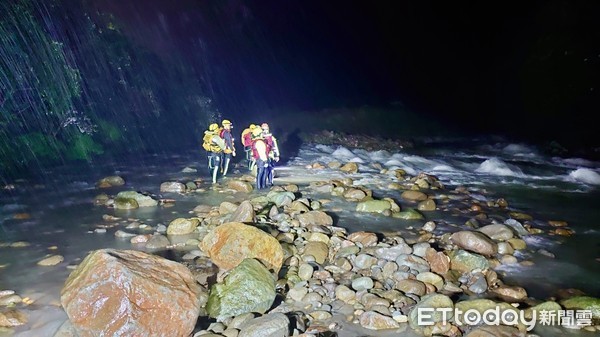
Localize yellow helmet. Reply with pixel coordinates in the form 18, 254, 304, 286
209, 123, 219, 131
251, 127, 263, 137
249, 124, 256, 129
222, 119, 232, 126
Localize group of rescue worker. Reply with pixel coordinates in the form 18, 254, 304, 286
203, 120, 279, 189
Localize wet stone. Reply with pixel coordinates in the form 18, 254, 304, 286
336, 245, 360, 258
298, 263, 314, 281
353, 254, 378, 270
422, 221, 436, 232
0, 310, 27, 327
395, 279, 426, 296
351, 277, 374, 291
37, 255, 64, 266
347, 231, 378, 247
395, 254, 430, 274
417, 199, 436, 211
359, 311, 400, 330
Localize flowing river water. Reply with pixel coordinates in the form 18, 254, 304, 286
0, 137, 598, 336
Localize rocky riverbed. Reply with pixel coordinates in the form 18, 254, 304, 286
0, 140, 599, 337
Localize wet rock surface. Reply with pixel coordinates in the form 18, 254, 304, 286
1, 141, 596, 337
60, 249, 202, 337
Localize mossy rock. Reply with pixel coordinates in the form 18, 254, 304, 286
206, 258, 276, 320
356, 200, 391, 213
114, 197, 139, 210
392, 208, 424, 220
561, 296, 600, 319
116, 191, 158, 207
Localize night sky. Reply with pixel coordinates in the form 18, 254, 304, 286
93, 0, 600, 147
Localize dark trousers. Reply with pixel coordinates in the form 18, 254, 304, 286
207, 152, 222, 169
244, 146, 253, 170
208, 152, 222, 183
256, 159, 268, 189
266, 158, 275, 186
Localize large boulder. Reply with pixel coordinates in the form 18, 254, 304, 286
201, 222, 284, 272
60, 249, 202, 337
206, 258, 276, 320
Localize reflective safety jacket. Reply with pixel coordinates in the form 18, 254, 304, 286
263, 133, 280, 158
241, 128, 253, 147
202, 131, 225, 153
251, 138, 270, 161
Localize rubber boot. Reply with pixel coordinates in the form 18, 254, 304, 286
255, 167, 262, 189
222, 158, 230, 176
212, 165, 219, 184
245, 148, 252, 170
267, 159, 275, 186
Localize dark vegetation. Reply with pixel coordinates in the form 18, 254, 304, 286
0, 0, 215, 178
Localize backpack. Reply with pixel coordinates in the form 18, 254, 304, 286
202, 132, 221, 153
241, 128, 252, 147
202, 132, 214, 152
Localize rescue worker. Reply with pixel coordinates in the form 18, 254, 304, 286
202, 123, 226, 184
260, 123, 280, 187
241, 124, 258, 170
251, 126, 270, 190
219, 119, 236, 176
